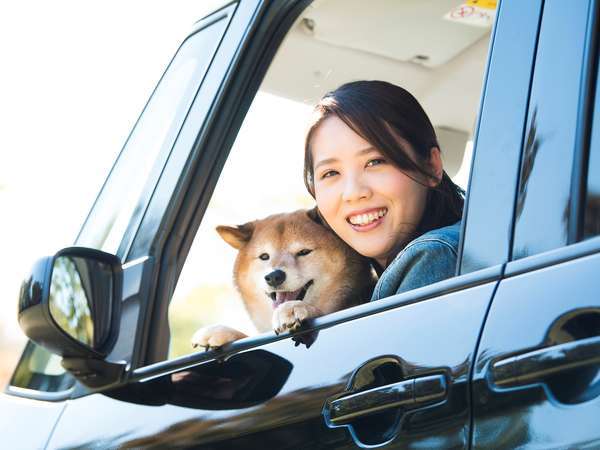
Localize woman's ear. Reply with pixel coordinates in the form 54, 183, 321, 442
427, 147, 443, 187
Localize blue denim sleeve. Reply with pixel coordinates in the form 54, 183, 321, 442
371, 240, 458, 300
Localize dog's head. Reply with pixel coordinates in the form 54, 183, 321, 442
217, 208, 371, 318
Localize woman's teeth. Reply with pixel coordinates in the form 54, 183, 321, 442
348, 208, 387, 226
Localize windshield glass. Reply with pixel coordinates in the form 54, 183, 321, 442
75, 14, 229, 255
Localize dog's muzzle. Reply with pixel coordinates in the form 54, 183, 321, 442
269, 280, 314, 308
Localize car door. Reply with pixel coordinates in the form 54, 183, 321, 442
472, 1, 600, 448
41, 1, 545, 449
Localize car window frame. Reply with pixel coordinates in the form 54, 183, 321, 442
505, 0, 600, 277
123, 0, 267, 370
74, 4, 237, 259
570, 0, 600, 243
580, 0, 600, 242
129, 0, 535, 376
5, 342, 75, 401
510, 0, 599, 261
458, 0, 544, 276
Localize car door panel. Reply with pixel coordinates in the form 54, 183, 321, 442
0, 394, 66, 450
47, 281, 495, 449
471, 1, 600, 446
472, 248, 600, 449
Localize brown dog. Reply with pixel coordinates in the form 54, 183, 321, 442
191, 208, 375, 350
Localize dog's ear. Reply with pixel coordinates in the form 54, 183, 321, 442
306, 207, 323, 225
216, 223, 254, 250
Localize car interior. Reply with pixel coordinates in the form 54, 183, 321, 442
262, 0, 492, 183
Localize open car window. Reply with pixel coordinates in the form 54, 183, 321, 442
167, 0, 494, 359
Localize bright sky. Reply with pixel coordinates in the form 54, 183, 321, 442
0, 1, 229, 354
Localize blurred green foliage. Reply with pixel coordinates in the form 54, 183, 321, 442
168, 283, 244, 359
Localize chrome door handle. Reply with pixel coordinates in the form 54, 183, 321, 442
490, 335, 600, 388
324, 374, 446, 426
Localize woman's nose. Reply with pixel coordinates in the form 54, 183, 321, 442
342, 174, 371, 202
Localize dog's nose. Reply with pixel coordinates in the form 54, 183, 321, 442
265, 269, 286, 287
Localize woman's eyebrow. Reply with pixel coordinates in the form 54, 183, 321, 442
357, 146, 378, 156
314, 157, 338, 171
314, 146, 378, 171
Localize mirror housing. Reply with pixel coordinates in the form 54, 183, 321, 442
18, 247, 124, 385
104, 349, 293, 410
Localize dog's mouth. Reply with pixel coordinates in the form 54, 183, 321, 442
268, 280, 314, 308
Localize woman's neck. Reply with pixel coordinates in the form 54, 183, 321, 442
371, 259, 385, 277
374, 229, 420, 272
374, 258, 387, 272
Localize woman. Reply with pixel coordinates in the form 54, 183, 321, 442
304, 80, 464, 300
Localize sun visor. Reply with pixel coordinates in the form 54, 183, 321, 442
302, 0, 491, 68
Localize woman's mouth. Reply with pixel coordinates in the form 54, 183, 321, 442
346, 208, 387, 231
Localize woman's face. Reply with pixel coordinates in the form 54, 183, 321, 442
311, 115, 434, 267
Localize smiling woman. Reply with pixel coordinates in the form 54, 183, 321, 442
311, 120, 434, 266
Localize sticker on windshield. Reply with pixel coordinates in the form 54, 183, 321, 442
444, 1, 497, 28
466, 0, 497, 9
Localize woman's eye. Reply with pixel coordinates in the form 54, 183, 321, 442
296, 249, 312, 257
366, 158, 386, 168
259, 253, 270, 260
321, 170, 338, 179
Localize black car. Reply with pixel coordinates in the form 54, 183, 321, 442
3, 0, 600, 448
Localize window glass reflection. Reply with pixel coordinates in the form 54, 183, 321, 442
76, 16, 229, 254
512, 3, 589, 259
49, 256, 93, 347
584, 74, 600, 239
10, 342, 74, 392
585, 158, 600, 238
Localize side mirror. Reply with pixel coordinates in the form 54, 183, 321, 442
18, 247, 124, 386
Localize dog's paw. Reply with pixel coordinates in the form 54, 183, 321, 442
191, 325, 247, 351
272, 301, 321, 335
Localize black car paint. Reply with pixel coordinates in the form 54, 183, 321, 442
48, 282, 494, 449
473, 247, 600, 448
3, 0, 600, 448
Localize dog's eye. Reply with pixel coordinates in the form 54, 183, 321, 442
296, 249, 312, 257
259, 253, 270, 260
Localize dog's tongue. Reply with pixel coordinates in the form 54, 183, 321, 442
274, 288, 303, 307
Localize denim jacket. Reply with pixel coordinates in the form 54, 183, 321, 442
371, 221, 461, 301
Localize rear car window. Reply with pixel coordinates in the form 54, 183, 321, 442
584, 65, 600, 239
511, 2, 591, 259
9, 343, 74, 394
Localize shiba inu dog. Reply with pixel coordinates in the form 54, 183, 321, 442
191, 208, 375, 350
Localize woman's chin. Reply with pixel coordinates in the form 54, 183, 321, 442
347, 241, 391, 261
